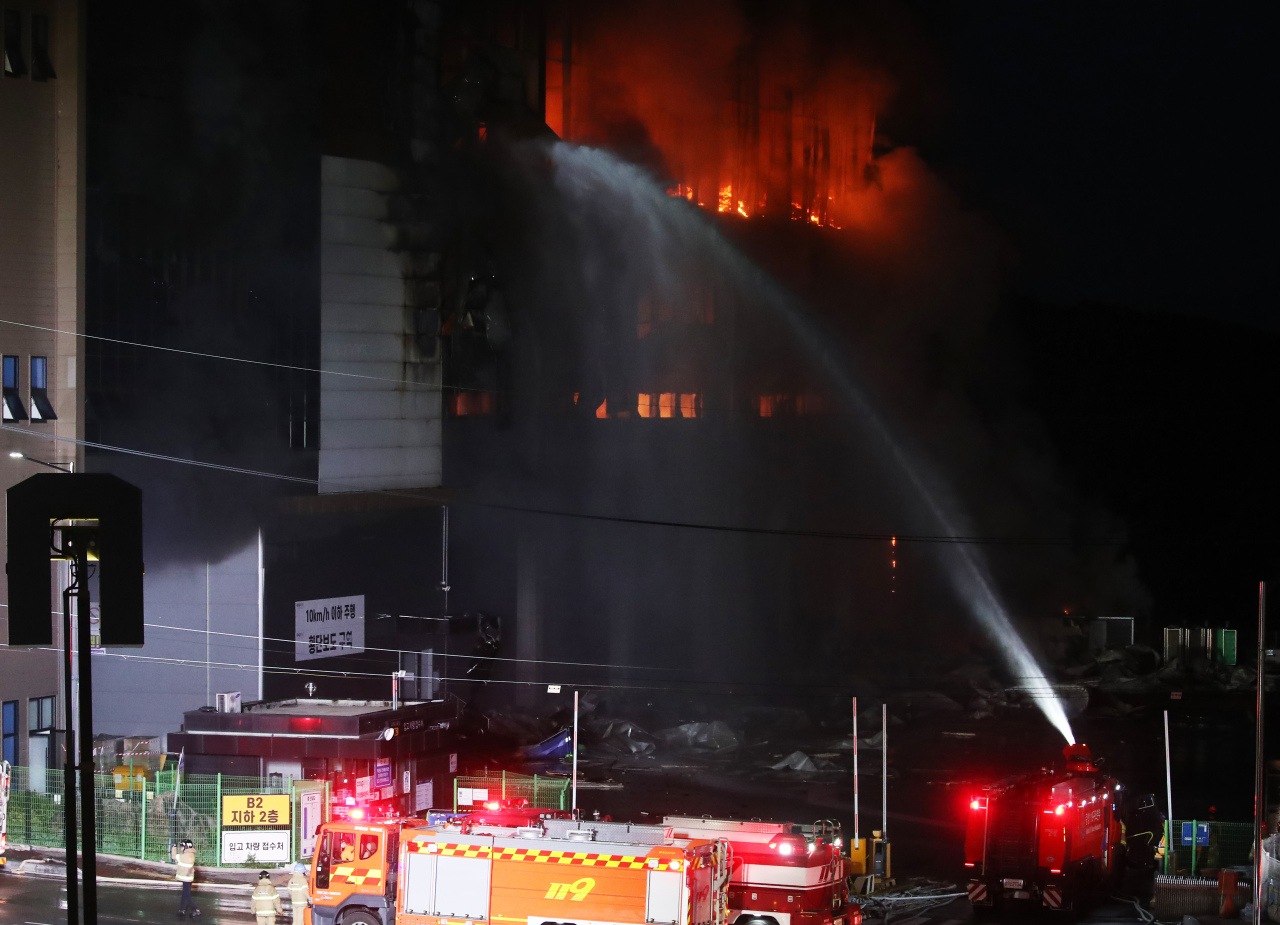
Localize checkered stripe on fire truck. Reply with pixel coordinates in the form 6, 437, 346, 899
331, 866, 384, 887
1042, 886, 1063, 909
967, 882, 988, 904
404, 839, 645, 868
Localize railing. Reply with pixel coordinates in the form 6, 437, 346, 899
1, 764, 304, 868
1164, 819, 1255, 876
452, 770, 569, 811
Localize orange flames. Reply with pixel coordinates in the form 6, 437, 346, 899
547, 2, 887, 230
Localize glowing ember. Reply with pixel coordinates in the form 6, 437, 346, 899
718, 185, 733, 214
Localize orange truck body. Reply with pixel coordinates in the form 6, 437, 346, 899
308, 817, 730, 925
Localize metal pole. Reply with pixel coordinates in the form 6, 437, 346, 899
1255, 582, 1266, 925
881, 703, 888, 844
76, 545, 99, 923
1164, 709, 1174, 875
852, 697, 859, 850
205, 562, 211, 707
62, 581, 79, 925
572, 691, 579, 816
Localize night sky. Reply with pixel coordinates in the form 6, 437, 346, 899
875, 1, 1273, 326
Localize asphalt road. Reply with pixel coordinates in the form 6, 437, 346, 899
0, 872, 271, 924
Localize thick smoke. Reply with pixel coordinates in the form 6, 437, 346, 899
449, 0, 1149, 703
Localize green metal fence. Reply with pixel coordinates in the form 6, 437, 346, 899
1165, 819, 1255, 876
452, 771, 569, 811
2, 764, 295, 868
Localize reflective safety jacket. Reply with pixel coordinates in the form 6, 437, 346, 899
252, 879, 284, 916
287, 871, 309, 905
171, 846, 196, 883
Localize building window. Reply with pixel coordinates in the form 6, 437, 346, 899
30, 356, 56, 422
638, 393, 700, 419
449, 391, 495, 417
30, 13, 53, 80
2, 355, 27, 421
3, 9, 26, 78
2, 700, 17, 765
29, 695, 54, 734
27, 695, 54, 790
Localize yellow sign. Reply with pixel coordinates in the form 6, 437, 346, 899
222, 794, 291, 827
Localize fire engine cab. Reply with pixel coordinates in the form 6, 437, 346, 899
664, 817, 860, 925
308, 816, 730, 925
964, 744, 1125, 914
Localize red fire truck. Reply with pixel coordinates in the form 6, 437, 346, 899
307, 816, 730, 925
664, 817, 860, 925
964, 744, 1125, 913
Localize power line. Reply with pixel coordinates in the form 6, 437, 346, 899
467, 500, 1130, 548
145, 621, 674, 673
1, 421, 1126, 546
0, 424, 319, 484
0, 317, 497, 393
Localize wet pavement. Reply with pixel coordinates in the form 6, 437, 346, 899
0, 868, 271, 924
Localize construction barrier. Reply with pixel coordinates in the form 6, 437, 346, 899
1152, 874, 1251, 917
1, 764, 314, 868
452, 770, 569, 811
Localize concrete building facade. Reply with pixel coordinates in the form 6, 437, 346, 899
0, 0, 84, 771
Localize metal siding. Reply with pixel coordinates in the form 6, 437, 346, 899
434, 855, 492, 919
646, 871, 684, 924
402, 852, 436, 915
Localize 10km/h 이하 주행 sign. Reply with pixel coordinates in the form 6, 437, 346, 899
294, 594, 365, 661
223, 794, 291, 826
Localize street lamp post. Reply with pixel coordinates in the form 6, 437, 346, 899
8, 450, 73, 472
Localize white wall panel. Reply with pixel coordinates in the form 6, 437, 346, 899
319, 155, 441, 493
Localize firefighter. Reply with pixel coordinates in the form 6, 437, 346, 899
251, 870, 284, 925
287, 863, 310, 925
170, 839, 199, 917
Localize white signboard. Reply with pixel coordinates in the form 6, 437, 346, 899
300, 790, 323, 858
355, 775, 372, 800
415, 781, 433, 812
295, 595, 365, 661
222, 830, 291, 864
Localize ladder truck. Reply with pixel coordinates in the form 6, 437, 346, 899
664, 817, 861, 925
306, 816, 731, 925
964, 744, 1126, 914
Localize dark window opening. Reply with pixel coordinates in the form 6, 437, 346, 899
30, 13, 53, 80
4, 10, 26, 78
2, 699, 17, 765
30, 356, 56, 422
315, 832, 332, 889
2, 355, 27, 422
29, 695, 54, 732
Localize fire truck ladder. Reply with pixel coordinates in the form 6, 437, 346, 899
712, 838, 732, 925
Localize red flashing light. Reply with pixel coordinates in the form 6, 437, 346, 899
1054, 805, 1065, 816
970, 798, 987, 811
350, 808, 365, 820
1050, 868, 1061, 874
484, 801, 501, 811
964, 862, 975, 867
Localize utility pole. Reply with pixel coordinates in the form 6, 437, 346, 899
56, 525, 100, 925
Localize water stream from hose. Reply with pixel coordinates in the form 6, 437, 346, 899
542, 142, 1075, 745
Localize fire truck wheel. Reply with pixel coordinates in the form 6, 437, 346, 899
338, 910, 381, 925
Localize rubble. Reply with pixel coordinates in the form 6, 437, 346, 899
657, 721, 741, 754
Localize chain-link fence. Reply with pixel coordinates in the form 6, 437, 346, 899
2, 764, 297, 868
1165, 819, 1255, 876
453, 771, 569, 811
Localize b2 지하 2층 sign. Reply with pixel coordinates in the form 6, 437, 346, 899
295, 595, 365, 661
